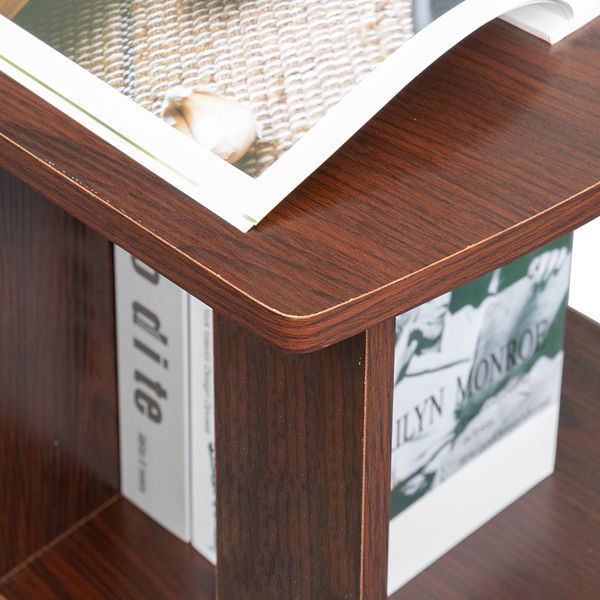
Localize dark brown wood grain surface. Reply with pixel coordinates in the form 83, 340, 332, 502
2, 20, 600, 352
0, 170, 119, 575
361, 318, 395, 600
213, 316, 395, 600
0, 496, 216, 600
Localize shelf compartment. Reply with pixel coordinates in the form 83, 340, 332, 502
0, 496, 216, 600
1, 309, 598, 599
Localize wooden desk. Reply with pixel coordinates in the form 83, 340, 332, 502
1, 18, 600, 600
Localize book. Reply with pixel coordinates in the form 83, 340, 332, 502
189, 294, 217, 565
388, 233, 573, 594
0, 0, 596, 231
568, 218, 600, 323
114, 244, 217, 559
113, 245, 191, 541
502, 0, 600, 43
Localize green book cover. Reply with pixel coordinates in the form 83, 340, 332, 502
388, 233, 572, 593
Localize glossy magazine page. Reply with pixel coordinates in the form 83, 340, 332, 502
0, 0, 576, 230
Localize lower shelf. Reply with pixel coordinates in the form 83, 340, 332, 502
1, 309, 598, 600
0, 496, 215, 600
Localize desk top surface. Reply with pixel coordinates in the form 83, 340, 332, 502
2, 19, 600, 352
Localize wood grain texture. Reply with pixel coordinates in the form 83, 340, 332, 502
390, 308, 600, 599
0, 496, 216, 600
0, 0, 29, 18
361, 318, 395, 600
214, 316, 394, 600
0, 169, 119, 575
2, 21, 600, 352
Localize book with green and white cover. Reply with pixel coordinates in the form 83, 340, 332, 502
388, 234, 572, 594
0, 1, 596, 231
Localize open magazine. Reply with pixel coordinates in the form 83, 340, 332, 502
0, 0, 597, 231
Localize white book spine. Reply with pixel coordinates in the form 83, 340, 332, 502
569, 217, 600, 323
190, 296, 217, 565
114, 245, 191, 541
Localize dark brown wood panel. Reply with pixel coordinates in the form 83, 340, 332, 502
361, 318, 395, 600
214, 316, 395, 600
390, 308, 600, 599
0, 496, 216, 600
0, 169, 119, 575
2, 21, 600, 351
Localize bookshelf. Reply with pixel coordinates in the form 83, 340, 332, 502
0, 308, 596, 600
1, 17, 600, 600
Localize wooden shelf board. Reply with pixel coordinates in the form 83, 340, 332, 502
2, 21, 600, 352
0, 170, 119, 576
0, 496, 216, 600
1, 309, 598, 600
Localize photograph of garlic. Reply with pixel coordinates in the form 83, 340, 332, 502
162, 87, 259, 165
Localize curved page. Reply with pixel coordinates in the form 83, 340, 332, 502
0, 0, 577, 230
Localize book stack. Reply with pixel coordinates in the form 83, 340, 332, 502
114, 233, 572, 592
113, 246, 216, 564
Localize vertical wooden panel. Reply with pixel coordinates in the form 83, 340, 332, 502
214, 315, 395, 600
0, 169, 119, 575
361, 319, 395, 600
